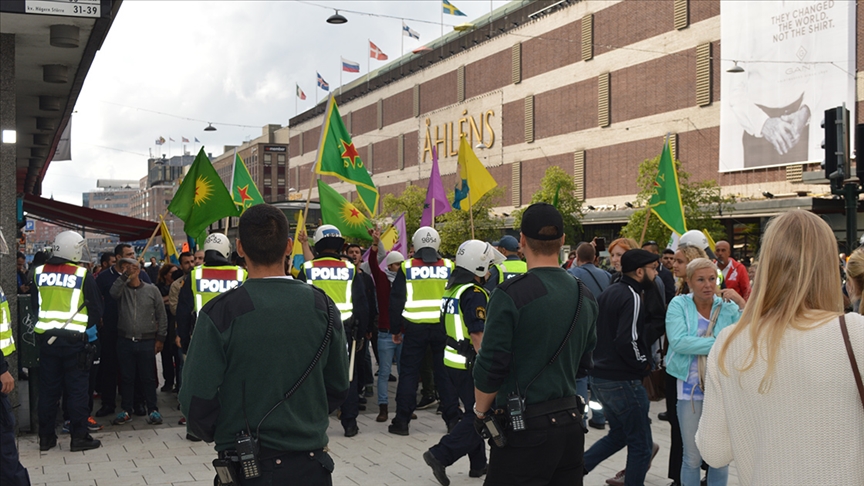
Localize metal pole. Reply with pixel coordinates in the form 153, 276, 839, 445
844, 182, 858, 254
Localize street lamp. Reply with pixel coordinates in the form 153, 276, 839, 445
327, 10, 347, 24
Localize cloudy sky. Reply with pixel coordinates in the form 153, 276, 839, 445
43, 0, 511, 204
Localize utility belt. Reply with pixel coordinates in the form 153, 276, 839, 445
479, 395, 585, 448
214, 446, 331, 485
446, 336, 477, 369
38, 332, 96, 371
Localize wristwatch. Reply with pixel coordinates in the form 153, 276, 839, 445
473, 403, 487, 419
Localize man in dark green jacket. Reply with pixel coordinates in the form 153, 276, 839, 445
180, 204, 348, 486
473, 203, 598, 485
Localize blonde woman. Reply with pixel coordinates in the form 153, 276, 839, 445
666, 259, 744, 486
672, 245, 708, 295
697, 210, 864, 485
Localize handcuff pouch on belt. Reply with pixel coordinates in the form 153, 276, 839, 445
77, 343, 97, 371
446, 336, 477, 369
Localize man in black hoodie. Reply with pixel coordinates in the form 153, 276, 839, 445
583, 249, 658, 486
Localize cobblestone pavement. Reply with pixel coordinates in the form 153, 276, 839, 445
15, 369, 738, 486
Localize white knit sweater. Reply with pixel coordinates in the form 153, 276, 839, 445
696, 313, 864, 485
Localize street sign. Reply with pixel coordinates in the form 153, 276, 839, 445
23, 220, 35, 232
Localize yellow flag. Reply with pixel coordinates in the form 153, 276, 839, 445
289, 212, 306, 277
380, 225, 397, 252
453, 135, 497, 211
159, 215, 179, 264
702, 229, 716, 253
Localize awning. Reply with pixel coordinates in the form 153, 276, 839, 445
23, 194, 158, 241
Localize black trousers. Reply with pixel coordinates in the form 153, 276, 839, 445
1, 393, 30, 486
485, 422, 584, 486
38, 339, 90, 438
117, 338, 158, 413
98, 330, 119, 410
665, 370, 683, 483
160, 338, 179, 389
236, 449, 334, 486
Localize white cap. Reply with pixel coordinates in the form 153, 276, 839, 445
412, 226, 440, 252
53, 231, 85, 262
203, 233, 231, 259
385, 251, 405, 266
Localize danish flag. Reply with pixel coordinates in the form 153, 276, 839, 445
369, 40, 388, 61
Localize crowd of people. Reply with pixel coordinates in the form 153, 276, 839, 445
2, 206, 863, 486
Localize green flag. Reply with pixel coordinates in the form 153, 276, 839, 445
167, 148, 238, 241
317, 179, 373, 241
315, 97, 379, 215
231, 152, 264, 213
648, 138, 687, 235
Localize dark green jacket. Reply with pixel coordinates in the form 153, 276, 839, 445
180, 278, 348, 452
473, 267, 597, 409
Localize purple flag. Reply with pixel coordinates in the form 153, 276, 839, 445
389, 212, 408, 258
421, 147, 451, 226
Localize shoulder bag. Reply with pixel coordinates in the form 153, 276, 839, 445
839, 315, 864, 410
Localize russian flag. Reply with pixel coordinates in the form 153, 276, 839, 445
341, 57, 360, 73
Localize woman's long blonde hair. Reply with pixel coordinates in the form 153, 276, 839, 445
846, 248, 864, 315
717, 210, 844, 393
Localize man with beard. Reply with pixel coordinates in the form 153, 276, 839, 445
583, 249, 660, 486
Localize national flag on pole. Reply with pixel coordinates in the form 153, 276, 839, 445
158, 215, 179, 264
452, 136, 497, 211
156, 136, 165, 145
341, 57, 360, 73
402, 21, 420, 40
194, 137, 200, 143
169, 137, 175, 142
181, 137, 190, 143
421, 146, 451, 226
231, 153, 264, 213
648, 137, 687, 235
369, 41, 388, 61
167, 147, 239, 242
380, 212, 408, 258
317, 180, 373, 240
289, 212, 306, 277
317, 72, 329, 91
315, 97, 379, 215
296, 83, 307, 100
442, 0, 467, 16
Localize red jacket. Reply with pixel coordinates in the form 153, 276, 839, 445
721, 258, 751, 301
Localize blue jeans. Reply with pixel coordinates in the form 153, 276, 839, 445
677, 399, 728, 486
576, 376, 605, 427
393, 322, 453, 425
376, 331, 402, 405
584, 377, 653, 486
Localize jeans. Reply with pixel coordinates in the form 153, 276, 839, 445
583, 377, 653, 486
393, 322, 453, 425
575, 376, 605, 427
117, 338, 158, 414
376, 331, 402, 405
677, 399, 728, 486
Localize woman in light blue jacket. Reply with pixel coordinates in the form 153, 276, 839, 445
666, 258, 744, 486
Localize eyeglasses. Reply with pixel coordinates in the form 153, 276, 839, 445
644, 241, 658, 246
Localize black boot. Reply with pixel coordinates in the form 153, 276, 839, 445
70, 434, 101, 452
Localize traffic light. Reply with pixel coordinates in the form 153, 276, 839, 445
857, 123, 864, 182
821, 106, 850, 191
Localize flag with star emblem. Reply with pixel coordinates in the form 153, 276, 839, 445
648, 136, 687, 235
231, 152, 264, 214
317, 179, 373, 241
167, 147, 238, 242
315, 96, 380, 215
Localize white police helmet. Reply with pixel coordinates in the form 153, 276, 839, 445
313, 224, 343, 244
203, 233, 231, 259
385, 251, 405, 267
412, 226, 440, 252
53, 231, 85, 262
456, 240, 506, 278
679, 230, 715, 259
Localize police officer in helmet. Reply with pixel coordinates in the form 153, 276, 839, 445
424, 240, 504, 485
297, 224, 369, 437
32, 231, 103, 452
388, 226, 456, 435
176, 233, 247, 353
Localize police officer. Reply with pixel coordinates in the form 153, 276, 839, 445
473, 203, 598, 485
389, 226, 456, 435
1, 284, 30, 485
484, 235, 527, 292
423, 240, 503, 486
181, 204, 348, 485
32, 231, 103, 452
176, 233, 247, 353
297, 224, 369, 437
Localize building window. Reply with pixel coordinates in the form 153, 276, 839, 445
264, 153, 272, 166
264, 178, 272, 187
278, 178, 285, 186
277, 154, 286, 166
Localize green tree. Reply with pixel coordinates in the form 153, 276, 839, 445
381, 185, 426, 239
511, 166, 583, 245
437, 188, 504, 256
621, 155, 734, 245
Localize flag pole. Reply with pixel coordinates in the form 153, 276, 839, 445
639, 210, 651, 246
140, 209, 170, 259
401, 25, 404, 56
468, 195, 475, 240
